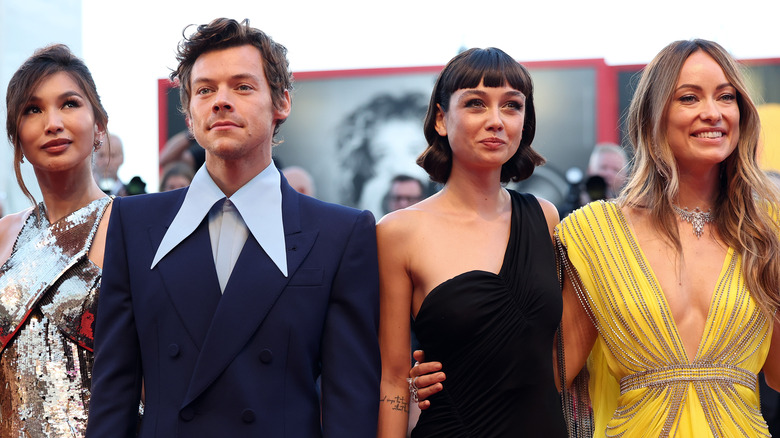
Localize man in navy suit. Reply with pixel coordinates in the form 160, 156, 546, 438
87, 18, 380, 437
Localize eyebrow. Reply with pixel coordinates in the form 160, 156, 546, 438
191, 73, 262, 85
26, 90, 85, 104
675, 82, 735, 92
458, 89, 525, 100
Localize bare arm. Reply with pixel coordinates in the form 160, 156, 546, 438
377, 215, 414, 438
536, 196, 598, 389
555, 266, 598, 389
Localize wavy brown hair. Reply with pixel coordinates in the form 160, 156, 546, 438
171, 18, 293, 136
6, 44, 109, 213
621, 39, 780, 317
418, 47, 543, 184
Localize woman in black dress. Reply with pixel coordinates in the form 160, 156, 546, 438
377, 47, 566, 437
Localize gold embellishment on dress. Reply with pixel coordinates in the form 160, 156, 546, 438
620, 364, 757, 394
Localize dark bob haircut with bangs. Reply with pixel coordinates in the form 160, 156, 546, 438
417, 47, 543, 184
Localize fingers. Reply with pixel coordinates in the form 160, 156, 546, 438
408, 349, 446, 408
416, 374, 445, 402
409, 359, 442, 379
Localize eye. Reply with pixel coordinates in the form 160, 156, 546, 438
196, 87, 213, 95
719, 93, 737, 102
464, 99, 485, 108
504, 100, 524, 111
23, 105, 41, 115
237, 84, 254, 92
62, 99, 81, 109
678, 95, 698, 104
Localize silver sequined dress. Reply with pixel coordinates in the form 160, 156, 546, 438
0, 197, 111, 438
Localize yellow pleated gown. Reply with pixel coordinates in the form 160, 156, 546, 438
557, 201, 772, 437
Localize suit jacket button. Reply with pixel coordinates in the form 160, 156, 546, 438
180, 407, 195, 421
168, 344, 180, 358
242, 409, 256, 423
259, 349, 273, 364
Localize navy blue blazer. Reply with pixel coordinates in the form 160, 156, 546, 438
87, 175, 380, 437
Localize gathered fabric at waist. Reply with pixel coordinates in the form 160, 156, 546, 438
620, 364, 757, 395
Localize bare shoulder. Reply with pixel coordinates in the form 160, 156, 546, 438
377, 207, 426, 242
533, 196, 560, 237
0, 208, 33, 266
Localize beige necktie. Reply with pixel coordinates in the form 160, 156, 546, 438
215, 198, 240, 293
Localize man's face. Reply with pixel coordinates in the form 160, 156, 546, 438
187, 45, 290, 168
387, 180, 423, 212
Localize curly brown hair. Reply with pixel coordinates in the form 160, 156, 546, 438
170, 18, 293, 136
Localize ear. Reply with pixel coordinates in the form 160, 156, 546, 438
94, 125, 106, 147
185, 115, 194, 136
434, 104, 448, 137
274, 89, 292, 121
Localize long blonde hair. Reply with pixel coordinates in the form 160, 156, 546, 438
621, 39, 780, 317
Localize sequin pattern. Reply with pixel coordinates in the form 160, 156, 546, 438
0, 198, 110, 437
557, 201, 772, 438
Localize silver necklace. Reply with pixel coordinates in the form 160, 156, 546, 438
672, 204, 713, 238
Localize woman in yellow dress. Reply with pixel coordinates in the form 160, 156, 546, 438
556, 38, 780, 437
411, 39, 780, 437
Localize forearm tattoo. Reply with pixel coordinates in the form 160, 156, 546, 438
380, 394, 409, 413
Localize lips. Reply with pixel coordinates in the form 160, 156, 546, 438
209, 120, 240, 130
480, 137, 506, 147
41, 138, 71, 149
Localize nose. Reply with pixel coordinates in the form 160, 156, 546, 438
44, 110, 64, 135
700, 98, 722, 122
212, 89, 233, 112
485, 107, 504, 131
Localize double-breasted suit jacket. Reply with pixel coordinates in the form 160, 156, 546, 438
87, 176, 381, 437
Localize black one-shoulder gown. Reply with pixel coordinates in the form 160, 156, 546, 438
411, 191, 566, 437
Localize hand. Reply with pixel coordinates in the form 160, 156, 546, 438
409, 350, 446, 410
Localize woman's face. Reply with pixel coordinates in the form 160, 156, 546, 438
665, 50, 740, 172
435, 80, 525, 174
18, 71, 100, 174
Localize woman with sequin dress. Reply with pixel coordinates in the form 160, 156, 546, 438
377, 48, 566, 437
413, 39, 780, 437
0, 44, 112, 437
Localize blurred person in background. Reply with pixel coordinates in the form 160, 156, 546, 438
159, 161, 195, 192
383, 174, 426, 214
93, 133, 127, 196
281, 165, 316, 197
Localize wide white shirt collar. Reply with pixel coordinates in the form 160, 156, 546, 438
151, 161, 288, 277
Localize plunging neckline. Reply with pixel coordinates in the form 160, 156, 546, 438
611, 202, 734, 364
